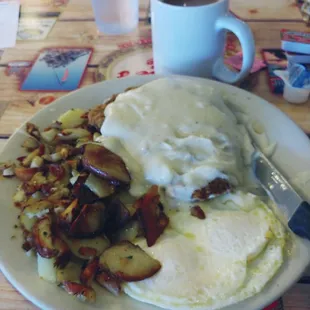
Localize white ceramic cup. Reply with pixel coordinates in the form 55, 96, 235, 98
151, 0, 255, 83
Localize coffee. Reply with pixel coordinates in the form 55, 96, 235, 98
162, 0, 218, 6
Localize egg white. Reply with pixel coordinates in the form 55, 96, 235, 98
124, 193, 285, 310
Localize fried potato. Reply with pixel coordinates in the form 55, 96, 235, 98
82, 144, 130, 185
58, 199, 80, 229
191, 178, 231, 201
85, 173, 115, 198
57, 108, 86, 129
190, 205, 206, 220
56, 262, 81, 283
61, 281, 96, 303
135, 186, 169, 247
99, 241, 161, 282
69, 203, 103, 237
33, 216, 58, 258
62, 233, 110, 260
96, 270, 122, 296
80, 257, 99, 286
15, 167, 40, 182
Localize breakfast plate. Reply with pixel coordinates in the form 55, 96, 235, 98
0, 75, 310, 310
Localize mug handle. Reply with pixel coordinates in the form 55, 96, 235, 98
212, 15, 255, 84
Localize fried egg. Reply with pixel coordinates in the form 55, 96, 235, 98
124, 192, 285, 310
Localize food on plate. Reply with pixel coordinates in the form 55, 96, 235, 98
3, 77, 287, 310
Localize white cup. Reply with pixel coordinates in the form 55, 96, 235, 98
151, 0, 255, 83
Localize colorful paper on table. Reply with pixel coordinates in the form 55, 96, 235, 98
262, 48, 288, 94
225, 52, 266, 73
21, 47, 92, 91
0, 1, 20, 48
17, 17, 57, 40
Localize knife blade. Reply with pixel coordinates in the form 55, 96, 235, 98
252, 150, 310, 241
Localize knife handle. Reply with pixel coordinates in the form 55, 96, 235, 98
288, 201, 310, 241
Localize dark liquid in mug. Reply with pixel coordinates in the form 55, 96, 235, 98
162, 0, 218, 6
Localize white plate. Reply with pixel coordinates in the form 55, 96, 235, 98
0, 75, 310, 310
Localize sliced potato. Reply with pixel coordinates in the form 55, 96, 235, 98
57, 108, 86, 129
85, 173, 115, 198
82, 144, 130, 185
57, 128, 91, 141
40, 128, 59, 143
24, 200, 54, 218
15, 167, 40, 182
54, 237, 71, 269
37, 254, 57, 283
80, 257, 99, 286
56, 262, 81, 283
88, 98, 116, 130
58, 199, 80, 229
22, 147, 43, 167
22, 137, 40, 151
136, 186, 169, 247
61, 281, 96, 303
69, 203, 103, 237
105, 199, 131, 234
13, 188, 26, 204
63, 234, 110, 260
26, 122, 41, 140
96, 270, 122, 296
99, 241, 161, 282
33, 216, 57, 258
191, 178, 231, 201
30, 156, 44, 168
19, 211, 37, 231
112, 220, 141, 243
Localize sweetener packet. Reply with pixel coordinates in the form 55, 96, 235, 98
281, 29, 310, 54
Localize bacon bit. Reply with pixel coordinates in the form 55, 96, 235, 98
190, 206, 206, 220
17, 156, 26, 162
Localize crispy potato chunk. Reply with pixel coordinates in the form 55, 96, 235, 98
191, 178, 231, 201
56, 262, 81, 283
190, 205, 206, 219
69, 203, 103, 237
58, 199, 80, 229
15, 167, 40, 182
99, 241, 161, 282
80, 257, 99, 287
61, 281, 96, 303
62, 233, 110, 260
135, 186, 169, 247
33, 216, 57, 258
82, 144, 130, 185
96, 270, 122, 296
88, 94, 118, 130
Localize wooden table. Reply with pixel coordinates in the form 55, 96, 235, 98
0, 0, 310, 309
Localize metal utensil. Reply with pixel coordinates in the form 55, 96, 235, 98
252, 150, 310, 240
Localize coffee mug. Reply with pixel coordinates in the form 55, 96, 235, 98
151, 0, 255, 83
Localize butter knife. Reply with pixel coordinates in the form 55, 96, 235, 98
252, 150, 310, 241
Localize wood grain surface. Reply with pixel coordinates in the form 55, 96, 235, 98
0, 0, 310, 309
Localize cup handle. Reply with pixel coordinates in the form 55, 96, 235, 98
212, 15, 255, 84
